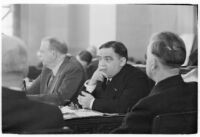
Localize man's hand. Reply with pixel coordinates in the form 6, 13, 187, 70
89, 68, 107, 86
77, 91, 95, 109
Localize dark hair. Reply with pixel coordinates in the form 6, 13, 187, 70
43, 37, 68, 54
150, 31, 186, 68
78, 50, 92, 65
99, 41, 128, 60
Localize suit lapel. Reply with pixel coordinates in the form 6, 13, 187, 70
48, 74, 58, 94
49, 56, 70, 94
41, 69, 52, 94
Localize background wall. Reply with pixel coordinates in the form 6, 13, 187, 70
116, 5, 196, 61
89, 5, 116, 48
12, 4, 197, 65
17, 4, 90, 65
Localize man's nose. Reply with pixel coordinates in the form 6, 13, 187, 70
99, 59, 106, 65
98, 61, 106, 70
99, 62, 105, 68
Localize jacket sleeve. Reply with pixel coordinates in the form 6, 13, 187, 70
114, 99, 153, 133
56, 65, 85, 104
92, 74, 151, 113
28, 65, 85, 106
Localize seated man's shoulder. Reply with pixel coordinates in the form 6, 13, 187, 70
123, 64, 155, 89
28, 99, 62, 115
39, 67, 52, 76
57, 56, 83, 76
27, 100, 64, 125
124, 64, 147, 78
23, 100, 64, 130
66, 56, 83, 70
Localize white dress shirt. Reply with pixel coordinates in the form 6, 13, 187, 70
84, 78, 112, 109
51, 56, 65, 76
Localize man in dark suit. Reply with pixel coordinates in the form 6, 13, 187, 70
2, 35, 64, 133
76, 50, 93, 79
27, 37, 86, 106
78, 41, 154, 113
113, 31, 197, 133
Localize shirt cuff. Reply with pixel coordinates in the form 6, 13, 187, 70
84, 80, 96, 93
89, 98, 95, 109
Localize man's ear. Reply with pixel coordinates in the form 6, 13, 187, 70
51, 50, 57, 58
120, 57, 126, 67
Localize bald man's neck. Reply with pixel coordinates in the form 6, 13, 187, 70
154, 68, 180, 83
2, 74, 24, 91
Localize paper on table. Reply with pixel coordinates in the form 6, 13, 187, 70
60, 106, 77, 114
60, 106, 104, 120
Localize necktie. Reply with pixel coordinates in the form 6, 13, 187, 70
106, 78, 111, 85
102, 78, 111, 90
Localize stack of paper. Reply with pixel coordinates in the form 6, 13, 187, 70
60, 106, 104, 120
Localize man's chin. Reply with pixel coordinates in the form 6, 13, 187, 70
107, 74, 113, 79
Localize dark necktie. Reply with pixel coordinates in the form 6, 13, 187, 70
102, 78, 111, 90
106, 78, 111, 85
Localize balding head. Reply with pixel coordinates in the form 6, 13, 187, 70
2, 35, 28, 78
150, 32, 186, 68
41, 37, 68, 54
146, 31, 186, 82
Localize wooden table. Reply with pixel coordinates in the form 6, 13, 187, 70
64, 115, 125, 133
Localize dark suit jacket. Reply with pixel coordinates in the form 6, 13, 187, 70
27, 56, 86, 106
2, 87, 64, 133
27, 66, 42, 80
115, 75, 197, 133
90, 64, 154, 113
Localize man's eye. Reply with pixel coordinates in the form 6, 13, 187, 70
105, 58, 112, 62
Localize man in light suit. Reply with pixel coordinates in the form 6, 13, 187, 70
2, 35, 65, 133
27, 37, 86, 106
78, 41, 154, 113
113, 31, 197, 133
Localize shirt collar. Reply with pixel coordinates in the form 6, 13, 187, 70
107, 78, 112, 82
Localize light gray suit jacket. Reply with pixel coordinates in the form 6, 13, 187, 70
27, 56, 86, 106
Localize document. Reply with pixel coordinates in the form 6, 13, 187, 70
60, 106, 104, 120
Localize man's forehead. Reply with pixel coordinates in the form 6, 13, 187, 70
41, 40, 49, 46
97, 48, 116, 56
40, 41, 50, 49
